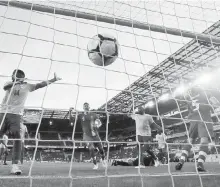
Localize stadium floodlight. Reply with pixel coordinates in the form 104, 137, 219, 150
193, 73, 212, 86
158, 93, 170, 102
173, 85, 187, 97
146, 101, 154, 107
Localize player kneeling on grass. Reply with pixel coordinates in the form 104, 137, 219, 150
0, 133, 9, 165
175, 87, 219, 172
0, 69, 61, 175
128, 106, 161, 168
78, 103, 106, 170
112, 153, 155, 167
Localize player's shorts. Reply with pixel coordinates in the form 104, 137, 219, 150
83, 133, 102, 149
188, 114, 214, 139
0, 113, 21, 137
137, 135, 152, 143
0, 146, 7, 156
158, 143, 166, 150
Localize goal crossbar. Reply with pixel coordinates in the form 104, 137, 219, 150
0, 0, 220, 44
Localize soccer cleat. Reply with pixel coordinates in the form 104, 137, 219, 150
135, 165, 145, 168
175, 162, 183, 171
197, 162, 206, 172
3, 162, 7, 165
93, 164, 98, 170
10, 164, 22, 175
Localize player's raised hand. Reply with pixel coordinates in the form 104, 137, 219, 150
54, 73, 62, 81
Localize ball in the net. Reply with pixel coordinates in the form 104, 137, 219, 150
87, 33, 119, 66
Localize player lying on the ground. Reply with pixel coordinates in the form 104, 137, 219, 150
112, 153, 155, 167
76, 102, 106, 170
128, 106, 162, 168
175, 87, 219, 172
0, 133, 9, 165
0, 69, 61, 175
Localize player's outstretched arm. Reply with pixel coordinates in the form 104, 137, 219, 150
150, 121, 162, 132
33, 73, 62, 91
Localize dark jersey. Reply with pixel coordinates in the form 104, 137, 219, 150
132, 154, 154, 166
188, 88, 213, 120
78, 112, 98, 137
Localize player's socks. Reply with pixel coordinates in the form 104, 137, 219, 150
101, 159, 107, 167
154, 159, 160, 167
196, 151, 207, 172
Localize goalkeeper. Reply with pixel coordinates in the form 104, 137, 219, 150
112, 152, 155, 167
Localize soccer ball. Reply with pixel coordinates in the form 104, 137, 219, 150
87, 33, 119, 66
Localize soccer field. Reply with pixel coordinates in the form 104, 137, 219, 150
0, 162, 220, 187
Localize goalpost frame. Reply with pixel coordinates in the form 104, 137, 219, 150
0, 0, 220, 44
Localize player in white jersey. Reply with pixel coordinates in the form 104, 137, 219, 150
0, 69, 61, 175
156, 131, 166, 151
0, 134, 9, 165
128, 106, 162, 168
20, 119, 28, 164
156, 131, 167, 164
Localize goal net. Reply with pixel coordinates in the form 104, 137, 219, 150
0, 1, 220, 187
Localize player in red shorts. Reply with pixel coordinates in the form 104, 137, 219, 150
78, 102, 106, 169
175, 87, 219, 172
0, 69, 61, 175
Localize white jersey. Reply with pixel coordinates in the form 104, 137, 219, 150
156, 133, 166, 149
1, 82, 35, 114
0, 134, 8, 148
20, 124, 28, 143
131, 114, 153, 136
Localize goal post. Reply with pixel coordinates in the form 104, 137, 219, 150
0, 0, 220, 44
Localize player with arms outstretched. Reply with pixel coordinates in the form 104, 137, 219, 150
78, 102, 106, 169
0, 69, 61, 174
128, 106, 162, 168
0, 133, 9, 165
175, 87, 219, 172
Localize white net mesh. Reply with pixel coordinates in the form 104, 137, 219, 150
0, 1, 220, 187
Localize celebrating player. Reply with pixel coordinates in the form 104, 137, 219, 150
0, 69, 61, 175
0, 133, 9, 165
128, 106, 162, 168
112, 152, 155, 167
175, 87, 219, 172
20, 119, 28, 164
78, 102, 106, 169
